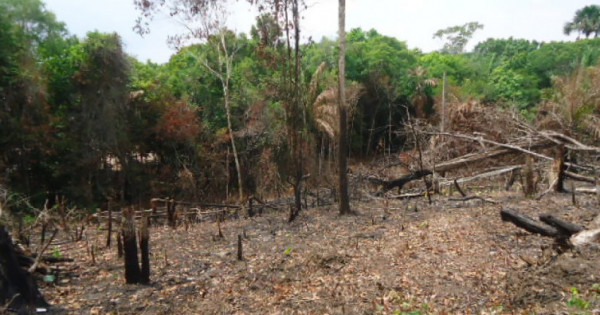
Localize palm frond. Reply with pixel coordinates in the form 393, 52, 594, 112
312, 82, 364, 140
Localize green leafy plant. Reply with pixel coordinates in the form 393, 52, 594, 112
23, 214, 36, 225
568, 287, 590, 309
52, 246, 62, 259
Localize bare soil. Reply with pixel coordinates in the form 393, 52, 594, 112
36, 184, 600, 315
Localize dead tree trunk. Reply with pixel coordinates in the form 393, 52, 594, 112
0, 226, 49, 313
167, 199, 176, 228
122, 208, 141, 284
539, 214, 583, 236
500, 208, 560, 238
139, 212, 150, 284
369, 170, 432, 196
521, 156, 536, 196
548, 146, 565, 192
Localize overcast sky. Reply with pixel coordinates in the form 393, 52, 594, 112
43, 0, 597, 64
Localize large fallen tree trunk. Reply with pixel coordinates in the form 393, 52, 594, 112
539, 214, 584, 236
500, 208, 560, 238
440, 165, 522, 186
432, 132, 594, 173
0, 225, 49, 313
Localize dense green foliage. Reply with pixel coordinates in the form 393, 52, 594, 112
1, 1, 599, 212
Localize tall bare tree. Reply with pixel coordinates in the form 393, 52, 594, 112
337, 0, 351, 215
136, 1, 245, 201
134, 0, 306, 214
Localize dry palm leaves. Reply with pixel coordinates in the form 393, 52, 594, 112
313, 82, 364, 140
537, 64, 600, 141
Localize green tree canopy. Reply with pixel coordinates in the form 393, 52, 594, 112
564, 5, 600, 38
433, 22, 484, 55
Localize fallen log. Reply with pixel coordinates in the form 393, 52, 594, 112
500, 208, 560, 238
431, 132, 592, 173
440, 165, 522, 186
369, 170, 432, 196
388, 191, 431, 199
565, 171, 596, 184
435, 148, 515, 173
575, 187, 599, 194
539, 214, 584, 236
539, 130, 600, 153
449, 196, 498, 204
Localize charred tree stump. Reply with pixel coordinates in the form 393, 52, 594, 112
150, 198, 158, 226
139, 212, 150, 284
117, 232, 123, 259
0, 225, 49, 313
549, 146, 566, 193
122, 207, 141, 284
167, 199, 177, 228
247, 197, 254, 218
521, 156, 536, 196
237, 234, 243, 261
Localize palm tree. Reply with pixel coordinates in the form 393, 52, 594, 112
564, 5, 600, 39
409, 66, 438, 118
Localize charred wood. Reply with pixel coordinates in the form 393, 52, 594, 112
500, 208, 560, 238
539, 214, 583, 236
369, 170, 432, 196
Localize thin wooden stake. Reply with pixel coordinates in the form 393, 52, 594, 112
106, 198, 112, 248
237, 234, 243, 261
571, 181, 577, 206
90, 244, 96, 266
595, 170, 600, 206
117, 232, 123, 258
217, 214, 224, 239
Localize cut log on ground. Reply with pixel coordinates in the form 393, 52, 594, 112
500, 208, 560, 238
539, 214, 584, 236
565, 171, 596, 184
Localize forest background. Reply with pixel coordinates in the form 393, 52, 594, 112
2, 0, 600, 217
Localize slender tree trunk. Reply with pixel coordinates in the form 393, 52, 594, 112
220, 32, 244, 202
338, 0, 351, 215
223, 83, 243, 202
441, 71, 446, 132
288, 0, 304, 222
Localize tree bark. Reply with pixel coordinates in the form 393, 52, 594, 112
548, 146, 565, 192
338, 0, 351, 215
0, 226, 49, 313
122, 208, 141, 284
139, 212, 150, 284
